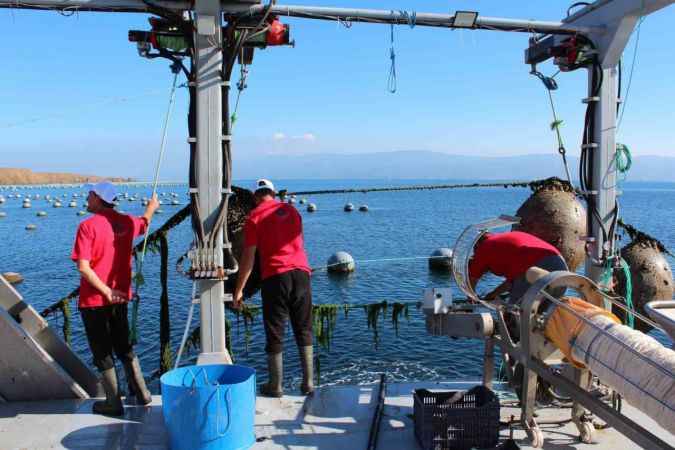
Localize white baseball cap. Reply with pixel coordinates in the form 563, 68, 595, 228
84, 181, 117, 204
254, 178, 275, 193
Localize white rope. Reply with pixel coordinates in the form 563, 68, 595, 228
139, 68, 181, 268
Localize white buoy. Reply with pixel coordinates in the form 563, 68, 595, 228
327, 251, 355, 273
36, 211, 47, 217
429, 248, 454, 271
171, 199, 180, 205
358, 205, 369, 212
53, 201, 62, 208
0, 196, 5, 204
25, 224, 37, 231
287, 198, 296, 204
22, 201, 31, 208
68, 201, 77, 208
0, 212, 6, 218
344, 203, 354, 212
307, 203, 317, 212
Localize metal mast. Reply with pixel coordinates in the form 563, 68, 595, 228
193, 0, 228, 365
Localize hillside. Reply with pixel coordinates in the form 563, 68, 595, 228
0, 168, 133, 185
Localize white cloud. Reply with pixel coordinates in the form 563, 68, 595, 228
272, 132, 317, 143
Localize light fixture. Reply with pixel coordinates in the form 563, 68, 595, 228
453, 11, 478, 28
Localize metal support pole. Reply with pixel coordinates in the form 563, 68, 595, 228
194, 0, 231, 365
585, 66, 618, 290
483, 337, 494, 389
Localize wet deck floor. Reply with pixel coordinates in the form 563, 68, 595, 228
0, 381, 672, 449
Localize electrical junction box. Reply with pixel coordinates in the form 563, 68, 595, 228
422, 288, 453, 314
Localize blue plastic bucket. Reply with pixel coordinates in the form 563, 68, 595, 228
160, 364, 256, 450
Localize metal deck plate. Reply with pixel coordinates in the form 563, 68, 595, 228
1, 381, 672, 449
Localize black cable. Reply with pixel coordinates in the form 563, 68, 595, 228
567, 2, 591, 17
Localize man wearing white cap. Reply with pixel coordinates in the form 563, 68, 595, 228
71, 181, 159, 416
233, 179, 314, 397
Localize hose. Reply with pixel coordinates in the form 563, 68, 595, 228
174, 282, 198, 369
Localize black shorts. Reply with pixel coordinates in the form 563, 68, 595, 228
261, 269, 313, 354
80, 303, 135, 371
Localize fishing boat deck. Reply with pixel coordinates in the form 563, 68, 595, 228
0, 381, 671, 449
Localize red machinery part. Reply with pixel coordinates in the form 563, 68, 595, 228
266, 18, 289, 46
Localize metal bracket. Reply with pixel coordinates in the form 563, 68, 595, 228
221, 135, 232, 141
581, 143, 598, 149
187, 137, 197, 143
582, 96, 600, 103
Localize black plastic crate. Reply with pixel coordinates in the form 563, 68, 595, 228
413, 385, 500, 450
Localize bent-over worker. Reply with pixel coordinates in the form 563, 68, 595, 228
233, 179, 314, 398
72, 181, 159, 416
469, 230, 568, 304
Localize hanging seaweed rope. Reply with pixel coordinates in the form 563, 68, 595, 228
158, 231, 173, 374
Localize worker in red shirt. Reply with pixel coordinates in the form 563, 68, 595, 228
71, 181, 159, 416
470, 231, 568, 402
469, 231, 568, 304
233, 179, 313, 398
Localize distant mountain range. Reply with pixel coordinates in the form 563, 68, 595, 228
234, 151, 675, 182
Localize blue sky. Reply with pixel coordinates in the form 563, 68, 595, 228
1, 1, 674, 180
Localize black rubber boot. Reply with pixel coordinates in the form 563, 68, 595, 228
260, 352, 284, 398
122, 357, 152, 405
299, 345, 315, 395
92, 368, 124, 416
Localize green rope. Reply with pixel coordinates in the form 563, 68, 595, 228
600, 257, 635, 329
61, 300, 72, 345
619, 258, 634, 329
615, 143, 632, 177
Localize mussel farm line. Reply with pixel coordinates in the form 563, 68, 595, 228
37, 180, 672, 382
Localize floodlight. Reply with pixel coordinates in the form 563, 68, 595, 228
453, 11, 478, 28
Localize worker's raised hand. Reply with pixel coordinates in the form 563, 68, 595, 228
146, 194, 160, 215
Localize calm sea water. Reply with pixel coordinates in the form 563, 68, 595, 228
1, 179, 674, 392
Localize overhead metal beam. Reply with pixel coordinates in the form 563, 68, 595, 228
0, 0, 600, 36
230, 4, 601, 35
563, 0, 675, 67
0, 0, 187, 13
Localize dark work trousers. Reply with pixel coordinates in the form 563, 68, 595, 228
261, 269, 313, 354
80, 303, 135, 371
